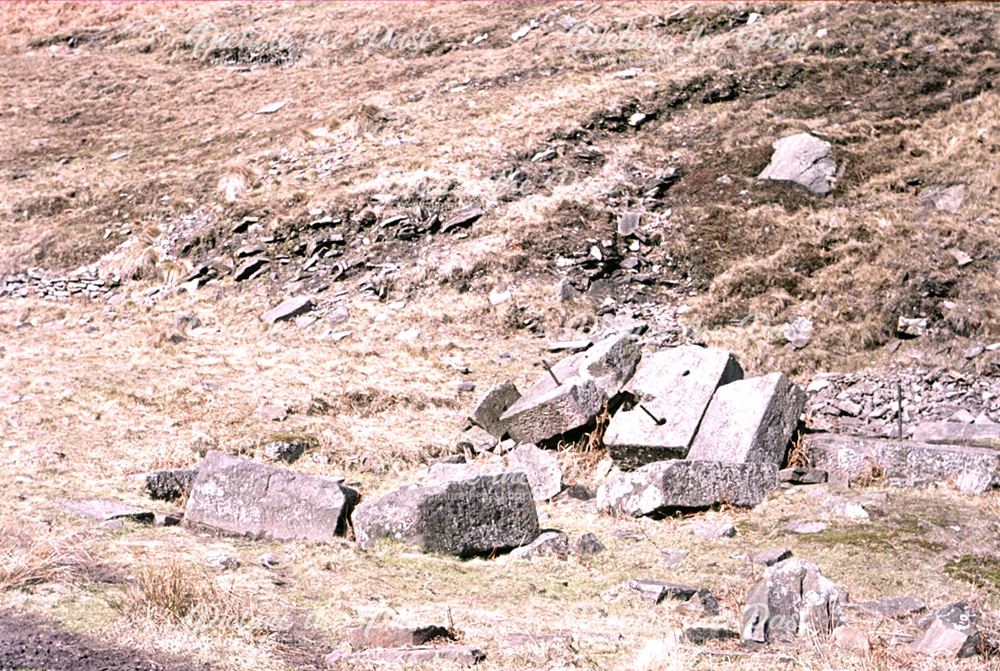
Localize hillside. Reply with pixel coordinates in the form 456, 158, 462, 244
1, 3, 999, 670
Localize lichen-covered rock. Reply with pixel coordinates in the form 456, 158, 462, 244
352, 473, 539, 557
597, 460, 778, 517
741, 558, 847, 643
184, 451, 358, 542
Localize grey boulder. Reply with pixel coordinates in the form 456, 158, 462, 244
352, 473, 539, 557
758, 132, 837, 196
596, 460, 778, 517
741, 557, 847, 643
912, 603, 982, 658
911, 421, 1000, 449
687, 373, 804, 466
184, 451, 358, 542
144, 468, 198, 501
506, 443, 563, 501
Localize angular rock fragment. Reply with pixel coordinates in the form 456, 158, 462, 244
605, 346, 743, 470
506, 443, 563, 501
469, 382, 521, 437
750, 547, 792, 567
510, 529, 568, 560
500, 333, 640, 443
741, 558, 847, 643
597, 461, 778, 517
261, 296, 313, 324
758, 132, 837, 196
778, 466, 828, 485
572, 532, 605, 556
184, 451, 358, 542
352, 473, 539, 557
456, 426, 498, 454
233, 257, 269, 282
911, 603, 982, 658
144, 468, 198, 501
803, 433, 1000, 494
687, 373, 804, 466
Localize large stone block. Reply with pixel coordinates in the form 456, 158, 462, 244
605, 346, 743, 470
687, 373, 804, 466
803, 433, 1000, 494
741, 558, 847, 643
469, 382, 521, 438
596, 460, 778, 517
500, 333, 640, 443
352, 473, 540, 557
184, 451, 358, 542
912, 422, 1000, 449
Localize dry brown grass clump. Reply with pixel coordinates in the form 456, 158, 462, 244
0, 525, 92, 591
111, 562, 258, 631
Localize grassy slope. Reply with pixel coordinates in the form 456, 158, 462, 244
1, 3, 999, 670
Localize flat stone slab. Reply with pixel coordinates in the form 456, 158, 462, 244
184, 451, 358, 542
352, 473, 539, 557
778, 466, 828, 484
261, 295, 313, 324
346, 625, 453, 650
802, 433, 1000, 494
326, 645, 485, 667
758, 132, 837, 196
625, 579, 699, 604
605, 346, 743, 470
60, 499, 154, 524
687, 373, 804, 466
849, 595, 926, 619
911, 422, 1000, 449
500, 333, 640, 443
596, 460, 779, 517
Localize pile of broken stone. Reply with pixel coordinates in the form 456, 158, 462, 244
66, 331, 998, 663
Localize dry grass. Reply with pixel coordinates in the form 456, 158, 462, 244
2, 2, 1000, 670
110, 561, 258, 631
0, 524, 92, 591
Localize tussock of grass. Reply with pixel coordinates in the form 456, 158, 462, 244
109, 562, 258, 631
0, 525, 92, 591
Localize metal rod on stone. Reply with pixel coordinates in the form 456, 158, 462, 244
541, 360, 561, 386
896, 379, 904, 441
638, 404, 666, 426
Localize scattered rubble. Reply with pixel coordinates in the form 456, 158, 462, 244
184, 451, 358, 542
0, 267, 120, 301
